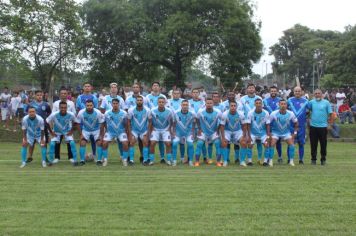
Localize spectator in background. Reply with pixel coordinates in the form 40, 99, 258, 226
0, 87, 11, 130
124, 86, 133, 99
9, 91, 21, 131
183, 82, 193, 99
336, 88, 346, 113
347, 88, 355, 106
199, 87, 207, 101
329, 112, 340, 138
168, 85, 177, 99
338, 99, 353, 124
351, 103, 356, 123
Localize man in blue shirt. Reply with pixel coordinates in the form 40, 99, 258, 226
307, 89, 333, 165
167, 88, 184, 112
125, 83, 149, 110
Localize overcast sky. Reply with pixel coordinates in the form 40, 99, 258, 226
252, 0, 356, 75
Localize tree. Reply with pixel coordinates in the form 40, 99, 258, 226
82, 0, 262, 87
1, 0, 85, 101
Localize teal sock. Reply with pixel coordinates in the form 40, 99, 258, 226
208, 143, 213, 158
247, 148, 252, 160
187, 142, 194, 161
168, 153, 173, 161
179, 143, 185, 159
129, 147, 135, 162
234, 145, 240, 160
97, 146, 103, 161
223, 148, 228, 162
263, 146, 269, 159
143, 147, 149, 161
123, 151, 128, 161
288, 145, 295, 160
269, 147, 275, 159
102, 149, 108, 159
21, 146, 27, 163
118, 142, 123, 156
80, 146, 86, 161
41, 146, 47, 162
149, 153, 155, 162
257, 142, 263, 160
69, 141, 78, 161
240, 148, 246, 162
49, 142, 56, 161
172, 142, 178, 160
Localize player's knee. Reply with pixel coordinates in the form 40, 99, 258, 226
122, 141, 129, 149
80, 140, 86, 146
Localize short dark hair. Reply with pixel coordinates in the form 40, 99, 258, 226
206, 97, 213, 102
59, 87, 68, 92
255, 98, 262, 102
83, 82, 92, 86
192, 88, 199, 93
279, 99, 286, 103
229, 100, 237, 105
151, 81, 160, 87
181, 99, 189, 104
112, 98, 119, 103
247, 83, 255, 88
136, 95, 143, 100
212, 92, 219, 96
59, 101, 67, 106
35, 90, 43, 94
158, 96, 165, 101
27, 106, 35, 111
270, 86, 278, 90
85, 100, 94, 104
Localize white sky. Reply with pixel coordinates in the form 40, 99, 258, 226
252, 0, 356, 76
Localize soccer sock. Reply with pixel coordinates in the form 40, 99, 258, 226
222, 148, 228, 162
234, 144, 240, 161
276, 140, 282, 158
41, 146, 47, 162
247, 148, 252, 162
227, 144, 231, 162
263, 146, 269, 162
257, 141, 263, 160
214, 139, 221, 162
149, 153, 155, 162
172, 141, 178, 161
179, 143, 185, 160
123, 151, 128, 161
102, 149, 108, 160
168, 153, 173, 161
159, 141, 165, 159
187, 142, 194, 162
49, 141, 56, 162
208, 143, 213, 159
129, 147, 135, 162
288, 145, 295, 160
118, 142, 123, 157
80, 146, 86, 162
90, 137, 96, 156
21, 146, 27, 163
202, 143, 207, 158
143, 147, 149, 162
240, 148, 246, 163
69, 141, 77, 161
287, 145, 290, 161
299, 144, 304, 161
269, 147, 275, 160
97, 146, 103, 161
195, 140, 203, 161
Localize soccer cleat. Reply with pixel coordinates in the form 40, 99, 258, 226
194, 162, 200, 167
172, 160, 177, 166
103, 159, 108, 167
216, 162, 222, 167
148, 161, 154, 166
128, 161, 134, 166
234, 159, 240, 165
69, 158, 75, 164
240, 161, 247, 167
223, 161, 228, 167
263, 162, 269, 167
311, 160, 317, 165
143, 160, 149, 166
277, 158, 283, 164
96, 160, 103, 166
42, 161, 47, 168
321, 160, 326, 166
72, 161, 79, 166
166, 160, 172, 166
20, 162, 26, 168
299, 160, 304, 165
122, 159, 128, 167
289, 160, 295, 166
26, 157, 33, 163
269, 159, 273, 167
247, 162, 253, 166
160, 159, 166, 164
79, 161, 86, 166
188, 161, 193, 166
52, 158, 59, 164
183, 159, 189, 164
287, 159, 290, 164
205, 159, 213, 165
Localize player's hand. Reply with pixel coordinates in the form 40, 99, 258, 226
67, 131, 73, 136
50, 131, 56, 137
247, 136, 252, 144
22, 139, 28, 146
198, 130, 202, 136
40, 140, 46, 147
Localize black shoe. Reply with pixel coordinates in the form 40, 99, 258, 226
79, 161, 86, 166
143, 160, 149, 166
299, 160, 304, 165
139, 156, 143, 163
287, 159, 290, 164
311, 160, 317, 165
234, 159, 240, 165
72, 161, 79, 166
128, 161, 134, 166
247, 162, 253, 166
277, 158, 283, 164
263, 162, 269, 167
160, 159, 166, 164
96, 160, 103, 166
26, 157, 33, 163
321, 160, 326, 166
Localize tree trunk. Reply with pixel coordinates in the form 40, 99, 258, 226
48, 74, 55, 106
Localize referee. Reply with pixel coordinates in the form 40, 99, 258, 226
307, 89, 333, 165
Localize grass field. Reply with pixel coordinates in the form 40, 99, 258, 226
0, 142, 355, 235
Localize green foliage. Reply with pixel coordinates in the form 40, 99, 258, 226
319, 74, 342, 89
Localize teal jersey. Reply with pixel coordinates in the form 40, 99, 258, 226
167, 98, 184, 112
125, 94, 149, 110
246, 109, 270, 137
22, 114, 44, 138
104, 109, 127, 135
174, 110, 196, 136
188, 99, 205, 113
100, 95, 126, 111
46, 111, 76, 134
239, 95, 262, 117
76, 94, 98, 110
214, 103, 225, 112
269, 110, 297, 135
127, 106, 150, 133
307, 99, 332, 127
76, 108, 104, 132
197, 108, 221, 136
146, 93, 167, 109
149, 107, 174, 131
220, 110, 245, 132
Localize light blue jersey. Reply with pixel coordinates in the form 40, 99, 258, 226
167, 98, 184, 111
149, 107, 174, 131
46, 111, 76, 134
22, 114, 44, 139
221, 100, 234, 112
125, 94, 149, 110
239, 95, 262, 117
246, 109, 270, 136
104, 109, 127, 135
269, 110, 297, 136
220, 110, 245, 132
213, 103, 225, 112
146, 93, 167, 109
127, 106, 150, 133
76, 108, 104, 132
197, 108, 221, 136
100, 95, 126, 111
76, 94, 98, 110
263, 96, 281, 114
174, 110, 196, 137
288, 97, 308, 127
188, 99, 205, 113
307, 99, 332, 128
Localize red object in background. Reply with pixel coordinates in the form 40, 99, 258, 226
338, 104, 350, 113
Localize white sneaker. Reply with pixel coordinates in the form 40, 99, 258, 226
269, 159, 273, 167
69, 158, 75, 163
42, 161, 47, 168
52, 158, 59, 164
289, 160, 295, 166
166, 160, 172, 166
223, 161, 228, 167
188, 161, 193, 166
103, 158, 108, 167
20, 162, 26, 168
240, 161, 247, 167
172, 160, 177, 166
122, 159, 128, 167
148, 161, 154, 166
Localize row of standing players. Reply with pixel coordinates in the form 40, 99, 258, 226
19, 82, 324, 168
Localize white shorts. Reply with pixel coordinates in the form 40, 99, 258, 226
131, 130, 148, 140
1, 108, 9, 121
224, 130, 243, 144
150, 130, 171, 142
197, 132, 219, 144
51, 133, 74, 143
251, 134, 268, 144
272, 133, 292, 141
82, 130, 100, 142
173, 134, 194, 144
103, 132, 128, 142
26, 135, 42, 146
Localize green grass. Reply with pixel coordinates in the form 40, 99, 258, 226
0, 142, 356, 235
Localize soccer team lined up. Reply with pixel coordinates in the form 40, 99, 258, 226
20, 81, 332, 168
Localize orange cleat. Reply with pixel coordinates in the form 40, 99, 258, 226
216, 162, 223, 167
194, 162, 200, 167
